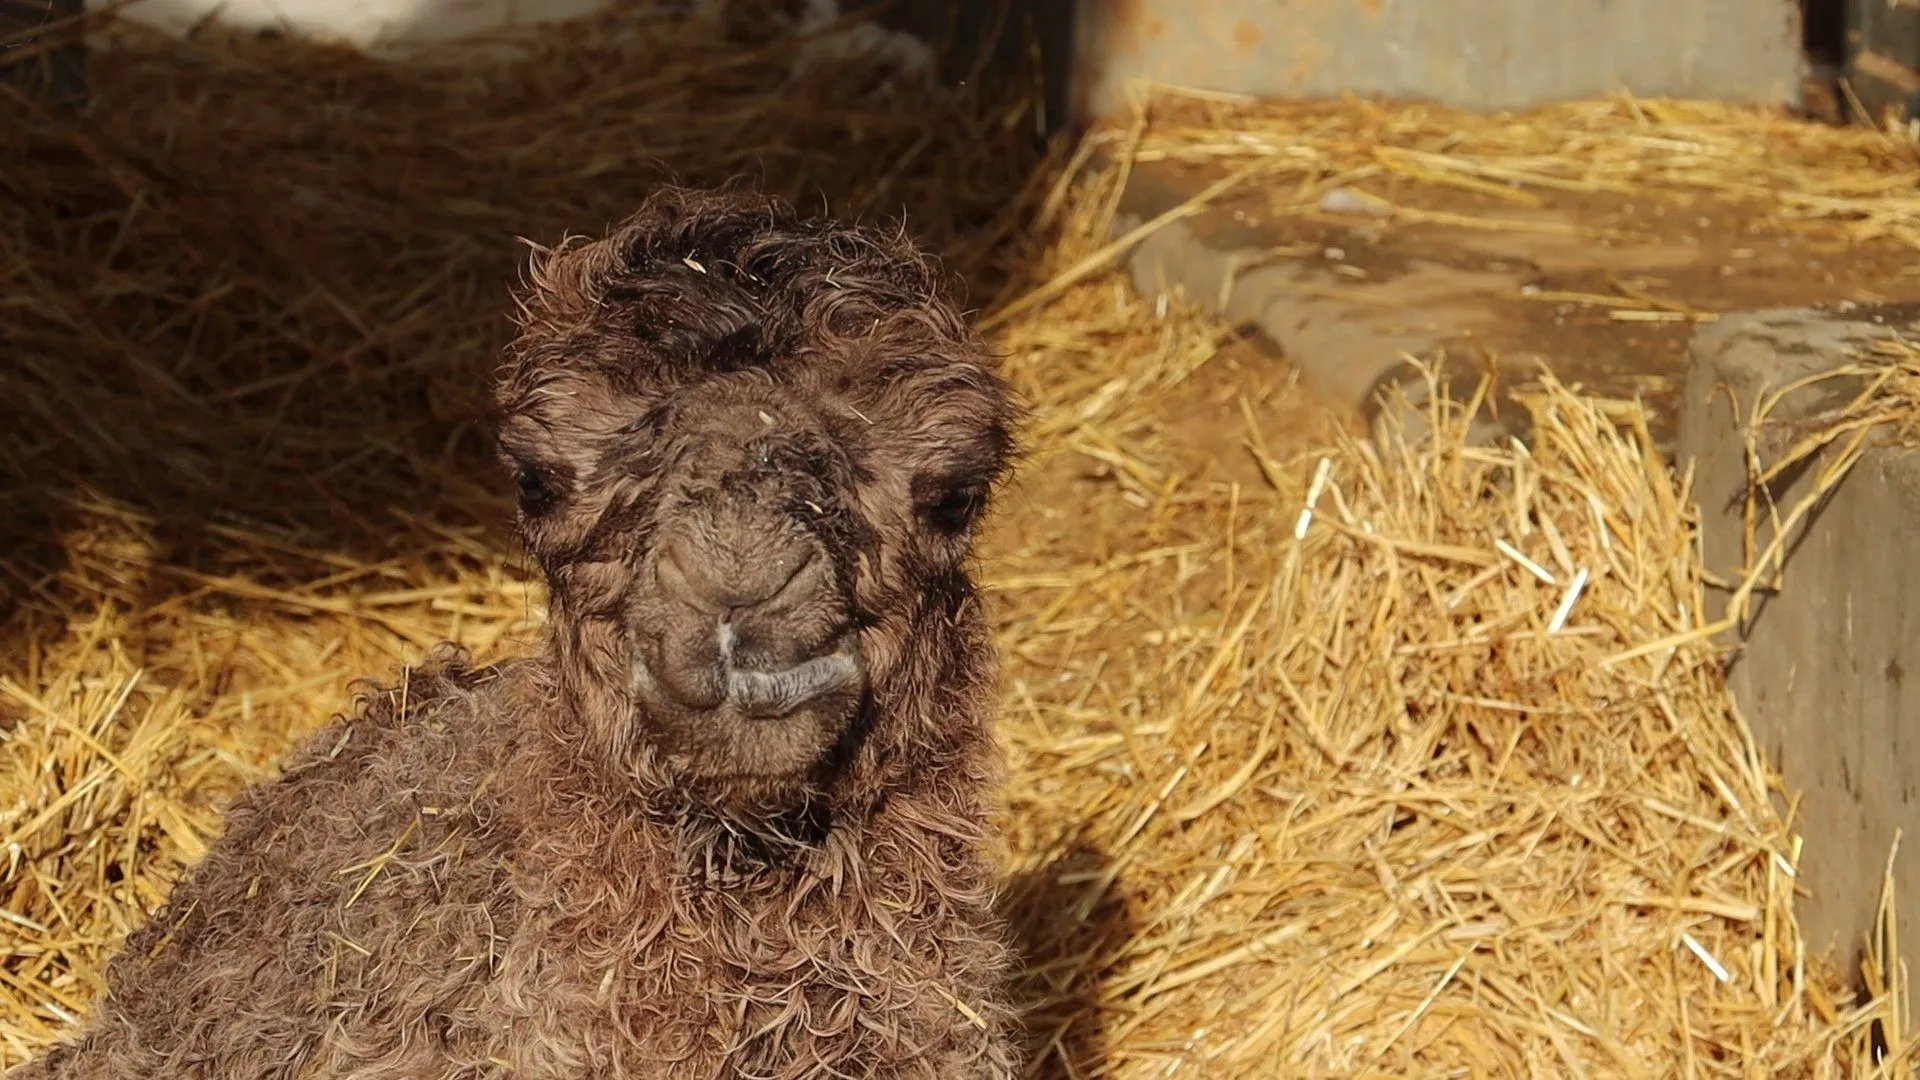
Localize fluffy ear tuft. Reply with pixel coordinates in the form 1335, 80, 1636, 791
513, 232, 621, 336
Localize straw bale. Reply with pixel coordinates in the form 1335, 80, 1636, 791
1, 14, 1917, 1079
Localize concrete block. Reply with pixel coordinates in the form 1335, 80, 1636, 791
1112, 164, 1535, 448
1069, 0, 1804, 124
1677, 302, 1920, 977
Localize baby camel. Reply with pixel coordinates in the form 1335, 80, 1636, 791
11, 186, 1024, 1080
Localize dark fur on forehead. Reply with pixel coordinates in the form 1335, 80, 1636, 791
495, 184, 999, 426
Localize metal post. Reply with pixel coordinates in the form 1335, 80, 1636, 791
846, 0, 1076, 142
1, 0, 86, 109
1845, 0, 1920, 134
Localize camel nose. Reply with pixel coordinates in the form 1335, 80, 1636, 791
655, 534, 823, 616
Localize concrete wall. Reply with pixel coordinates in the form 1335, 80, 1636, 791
80, 0, 951, 60
83, 0, 611, 49
80, 0, 1806, 127
1679, 305, 1920, 981
1070, 0, 1805, 123
75, 0, 1035, 106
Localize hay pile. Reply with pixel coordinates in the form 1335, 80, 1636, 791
987, 355, 1891, 1075
1082, 88, 1920, 252
1, 10, 1916, 1077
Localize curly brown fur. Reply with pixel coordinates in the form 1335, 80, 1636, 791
11, 185, 1025, 1080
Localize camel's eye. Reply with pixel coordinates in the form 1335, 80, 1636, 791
923, 484, 985, 536
515, 461, 561, 517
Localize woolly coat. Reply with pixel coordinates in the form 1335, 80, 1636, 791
11, 185, 1022, 1080
13, 643, 1016, 1080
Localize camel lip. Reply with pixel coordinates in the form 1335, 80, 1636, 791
630, 629, 864, 719
723, 630, 865, 718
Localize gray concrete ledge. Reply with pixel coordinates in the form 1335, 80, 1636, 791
1678, 302, 1920, 979
1111, 162, 1538, 448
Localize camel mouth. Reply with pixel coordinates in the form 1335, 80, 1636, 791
632, 627, 865, 719
722, 630, 864, 718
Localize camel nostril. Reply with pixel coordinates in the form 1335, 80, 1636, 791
752, 546, 823, 614
655, 536, 822, 616
654, 545, 707, 612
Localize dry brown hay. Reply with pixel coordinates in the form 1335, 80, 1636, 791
3, 9, 1919, 1078
1743, 336, 1920, 469
988, 345, 1897, 1075
1070, 87, 1920, 254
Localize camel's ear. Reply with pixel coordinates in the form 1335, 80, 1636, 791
514, 233, 620, 333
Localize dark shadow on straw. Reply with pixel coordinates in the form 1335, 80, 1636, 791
1003, 838, 1135, 1080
